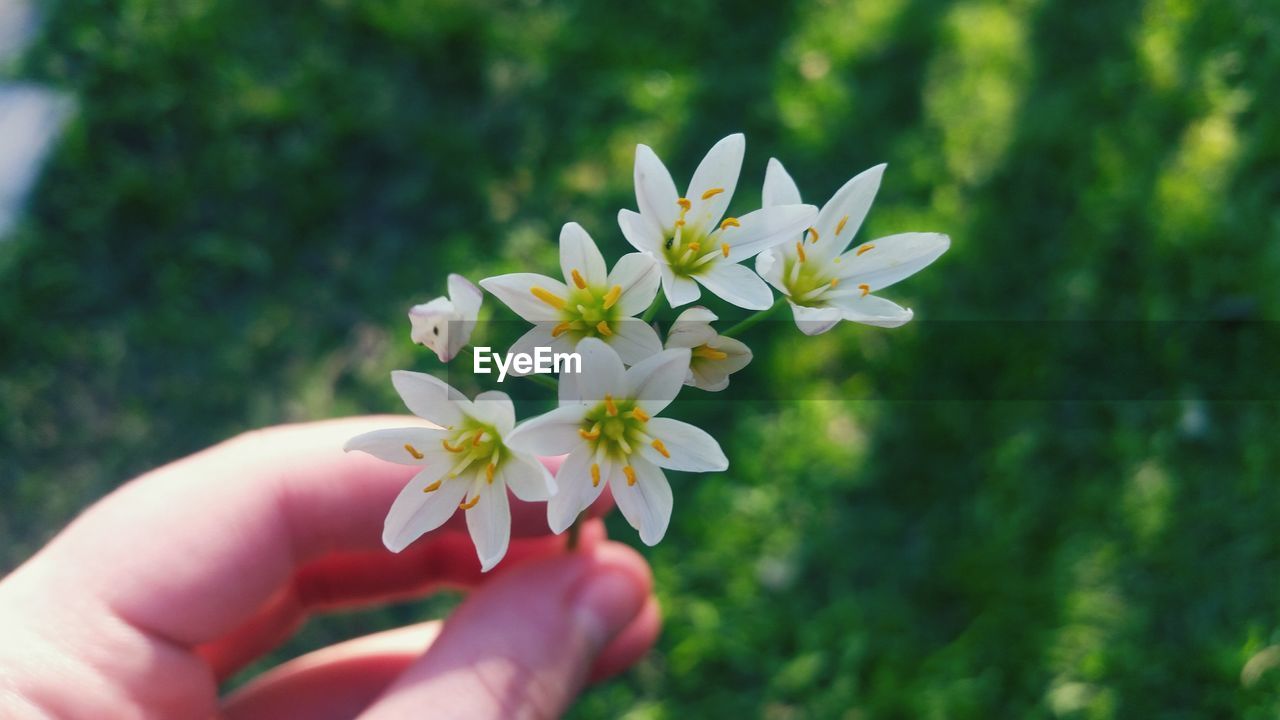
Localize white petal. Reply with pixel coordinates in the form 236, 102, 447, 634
447, 274, 484, 319
500, 452, 557, 502
611, 456, 673, 546
659, 262, 702, 307
763, 157, 803, 207
688, 360, 731, 391
665, 306, 717, 349
505, 405, 585, 456
606, 319, 663, 366
755, 248, 787, 293
642, 417, 729, 472
607, 252, 661, 317
560, 337, 625, 405
559, 222, 608, 288
789, 301, 843, 336
695, 262, 775, 310
708, 335, 753, 373
466, 480, 511, 572
827, 293, 915, 328
343, 427, 450, 466
390, 371, 466, 428
723, 203, 818, 262
469, 391, 516, 434
547, 444, 609, 534
685, 133, 744, 232
635, 144, 680, 231
834, 232, 950, 291
618, 209, 663, 254
626, 347, 690, 416
814, 163, 886, 258
407, 298, 459, 362
478, 273, 569, 323
383, 468, 466, 552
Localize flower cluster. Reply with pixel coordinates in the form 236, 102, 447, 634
348, 134, 949, 570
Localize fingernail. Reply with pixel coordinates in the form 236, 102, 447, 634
568, 568, 646, 651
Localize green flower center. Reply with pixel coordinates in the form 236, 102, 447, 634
577, 395, 668, 487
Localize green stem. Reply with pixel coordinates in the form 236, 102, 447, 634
720, 297, 787, 338
640, 293, 665, 323
566, 515, 582, 550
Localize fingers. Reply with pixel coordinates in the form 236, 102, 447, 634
2, 416, 608, 651
222, 544, 659, 720
221, 622, 445, 720
358, 541, 660, 720
200, 521, 608, 680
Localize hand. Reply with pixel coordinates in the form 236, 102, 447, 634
0, 417, 660, 719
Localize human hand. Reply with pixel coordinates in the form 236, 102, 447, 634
0, 417, 660, 719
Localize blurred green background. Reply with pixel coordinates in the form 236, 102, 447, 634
3, 0, 1280, 716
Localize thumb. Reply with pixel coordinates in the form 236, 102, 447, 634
358, 540, 656, 720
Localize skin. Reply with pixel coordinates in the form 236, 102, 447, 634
0, 416, 661, 719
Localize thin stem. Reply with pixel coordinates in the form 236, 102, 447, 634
640, 293, 664, 324
566, 515, 582, 550
720, 296, 787, 338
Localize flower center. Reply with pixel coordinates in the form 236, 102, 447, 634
424, 419, 507, 505
577, 394, 662, 486
540, 275, 625, 340
661, 197, 738, 277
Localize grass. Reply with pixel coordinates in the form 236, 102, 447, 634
3, 0, 1280, 716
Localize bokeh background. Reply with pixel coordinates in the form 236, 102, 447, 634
3, 0, 1280, 716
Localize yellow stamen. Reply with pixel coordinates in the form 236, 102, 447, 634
442, 438, 465, 453
630, 406, 650, 422
688, 242, 701, 252
624, 465, 637, 486
551, 321, 572, 338
571, 269, 587, 289
720, 217, 740, 230
795, 241, 807, 262
459, 495, 480, 510
579, 427, 600, 440
859, 283, 870, 297
595, 320, 613, 337
486, 463, 496, 483
701, 187, 724, 200
693, 346, 729, 360
675, 219, 685, 227
530, 286, 565, 309
721, 243, 730, 257
404, 443, 424, 460
422, 480, 442, 493
807, 226, 819, 243
651, 439, 670, 458
602, 285, 622, 309
472, 431, 484, 447
830, 278, 839, 288
856, 243, 875, 256
604, 394, 618, 416
591, 463, 601, 487
836, 215, 849, 235
677, 197, 691, 211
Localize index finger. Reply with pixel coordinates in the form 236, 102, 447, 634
1, 416, 582, 648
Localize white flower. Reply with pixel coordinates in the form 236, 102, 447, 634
408, 273, 483, 362
505, 338, 727, 545
664, 307, 752, 392
343, 371, 556, 571
618, 133, 818, 310
755, 159, 950, 335
480, 222, 663, 367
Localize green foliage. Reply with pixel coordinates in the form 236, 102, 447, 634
3, 0, 1280, 716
